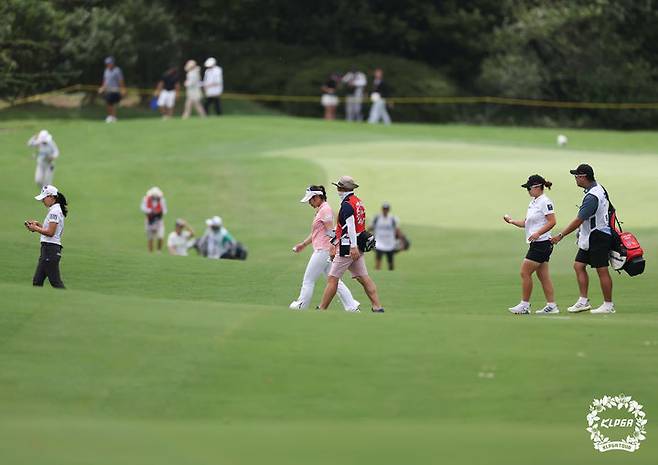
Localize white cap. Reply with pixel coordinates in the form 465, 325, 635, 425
300, 187, 324, 203
206, 215, 222, 227
36, 130, 52, 144
147, 186, 163, 198
35, 184, 58, 200
204, 57, 217, 67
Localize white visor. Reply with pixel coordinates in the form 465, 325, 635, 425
300, 189, 323, 203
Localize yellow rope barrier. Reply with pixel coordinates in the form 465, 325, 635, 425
3, 84, 658, 110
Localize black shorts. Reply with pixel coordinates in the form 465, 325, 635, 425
575, 230, 612, 268
105, 92, 122, 105
525, 240, 553, 263
375, 249, 395, 260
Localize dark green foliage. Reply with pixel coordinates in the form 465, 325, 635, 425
3, 0, 658, 127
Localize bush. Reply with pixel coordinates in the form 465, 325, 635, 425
282, 53, 458, 122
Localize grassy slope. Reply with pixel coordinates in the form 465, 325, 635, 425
0, 116, 657, 465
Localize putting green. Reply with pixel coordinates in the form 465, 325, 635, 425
270, 140, 658, 230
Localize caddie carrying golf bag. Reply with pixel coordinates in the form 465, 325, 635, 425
606, 190, 646, 276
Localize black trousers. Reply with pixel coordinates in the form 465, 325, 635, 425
376, 249, 395, 270
204, 96, 222, 115
33, 243, 65, 288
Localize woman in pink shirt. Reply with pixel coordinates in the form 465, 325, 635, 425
290, 185, 360, 311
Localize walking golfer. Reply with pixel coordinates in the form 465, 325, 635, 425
318, 176, 385, 313
25, 185, 68, 288
289, 185, 360, 311
551, 164, 615, 314
504, 175, 558, 314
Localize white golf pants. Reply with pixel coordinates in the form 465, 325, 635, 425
35, 162, 54, 187
368, 99, 391, 125
295, 249, 358, 309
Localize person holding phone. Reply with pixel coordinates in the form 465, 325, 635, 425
25, 185, 68, 288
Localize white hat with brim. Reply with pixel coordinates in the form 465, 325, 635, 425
36, 130, 52, 144
184, 60, 197, 72
206, 216, 222, 227
147, 186, 163, 198
35, 184, 58, 200
300, 188, 324, 203
204, 57, 217, 67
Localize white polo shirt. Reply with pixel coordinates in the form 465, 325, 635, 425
372, 214, 399, 252
41, 203, 64, 245
525, 194, 555, 243
167, 230, 195, 256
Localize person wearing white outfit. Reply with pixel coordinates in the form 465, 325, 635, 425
289, 185, 360, 311
167, 219, 196, 256
504, 175, 558, 315
27, 130, 59, 187
341, 68, 367, 121
203, 57, 223, 115
182, 60, 206, 119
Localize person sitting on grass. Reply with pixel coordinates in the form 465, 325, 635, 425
167, 219, 196, 256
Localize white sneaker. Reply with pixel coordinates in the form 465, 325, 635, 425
536, 304, 560, 314
345, 300, 361, 313
567, 300, 591, 313
508, 303, 530, 314
591, 304, 615, 314
289, 300, 304, 310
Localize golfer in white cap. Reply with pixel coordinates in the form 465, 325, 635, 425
201, 216, 238, 259
27, 130, 59, 187
289, 185, 360, 311
25, 185, 68, 288
140, 187, 167, 252
203, 57, 223, 115
318, 176, 385, 312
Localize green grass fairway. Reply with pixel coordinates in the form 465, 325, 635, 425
1, 116, 657, 464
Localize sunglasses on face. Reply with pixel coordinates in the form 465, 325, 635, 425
526, 184, 543, 191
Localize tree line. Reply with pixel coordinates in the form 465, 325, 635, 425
2, 0, 658, 127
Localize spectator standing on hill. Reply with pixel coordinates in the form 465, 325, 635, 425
141, 187, 167, 253
167, 219, 196, 256
98, 56, 125, 123
551, 164, 615, 314
320, 73, 339, 120
182, 60, 206, 119
25, 185, 68, 289
154, 66, 180, 119
368, 68, 392, 125
342, 68, 367, 121
27, 130, 59, 188
203, 57, 223, 115
370, 202, 401, 271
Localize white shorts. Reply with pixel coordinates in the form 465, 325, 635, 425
145, 219, 165, 240
321, 94, 338, 107
157, 90, 177, 108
